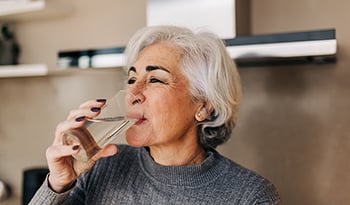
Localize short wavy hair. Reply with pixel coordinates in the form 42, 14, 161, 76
124, 25, 242, 149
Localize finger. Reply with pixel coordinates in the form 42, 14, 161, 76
65, 98, 106, 120
46, 145, 80, 192
54, 118, 86, 144
66, 107, 98, 121
46, 144, 80, 162
89, 144, 118, 163
100, 144, 118, 157
72, 145, 118, 174
78, 99, 106, 110
66, 108, 87, 121
66, 104, 107, 123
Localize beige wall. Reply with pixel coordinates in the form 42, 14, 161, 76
1, 0, 349, 205
219, 0, 350, 204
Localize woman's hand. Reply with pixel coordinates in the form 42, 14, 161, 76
46, 99, 118, 193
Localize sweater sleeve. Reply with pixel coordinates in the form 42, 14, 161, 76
28, 174, 88, 205
28, 175, 72, 205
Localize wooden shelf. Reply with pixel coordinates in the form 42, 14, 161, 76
0, 64, 48, 77
0, 64, 125, 78
0, 0, 73, 22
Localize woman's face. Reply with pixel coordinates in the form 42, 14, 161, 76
125, 42, 202, 148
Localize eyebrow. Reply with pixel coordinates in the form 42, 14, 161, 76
146, 65, 170, 73
128, 65, 170, 75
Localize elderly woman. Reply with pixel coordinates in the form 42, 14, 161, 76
30, 26, 280, 204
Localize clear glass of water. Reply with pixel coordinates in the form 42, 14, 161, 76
62, 90, 139, 162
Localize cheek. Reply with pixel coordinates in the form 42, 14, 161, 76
124, 90, 198, 146
124, 104, 177, 146
151, 99, 196, 137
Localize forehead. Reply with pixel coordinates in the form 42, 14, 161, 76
132, 42, 182, 73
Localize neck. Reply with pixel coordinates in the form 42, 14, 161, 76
148, 144, 206, 166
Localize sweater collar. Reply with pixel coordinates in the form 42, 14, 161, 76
138, 147, 228, 187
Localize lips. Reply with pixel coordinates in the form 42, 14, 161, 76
135, 117, 146, 125
127, 111, 146, 125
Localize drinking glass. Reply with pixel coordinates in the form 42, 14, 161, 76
62, 90, 138, 162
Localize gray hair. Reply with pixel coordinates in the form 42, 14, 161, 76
124, 25, 242, 149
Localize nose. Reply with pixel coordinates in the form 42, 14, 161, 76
126, 78, 147, 105
126, 88, 145, 105
132, 95, 143, 105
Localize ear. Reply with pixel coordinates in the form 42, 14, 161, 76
195, 103, 213, 122
195, 108, 207, 122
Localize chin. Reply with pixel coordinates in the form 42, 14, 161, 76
125, 130, 148, 147
125, 136, 147, 147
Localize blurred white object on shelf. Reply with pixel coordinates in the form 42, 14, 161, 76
0, 180, 10, 201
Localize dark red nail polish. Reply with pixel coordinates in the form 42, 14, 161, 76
75, 116, 85, 122
91, 107, 101, 112
96, 99, 106, 103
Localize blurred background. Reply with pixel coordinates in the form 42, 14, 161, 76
0, 0, 349, 204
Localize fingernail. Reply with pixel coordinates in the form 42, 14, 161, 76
91, 107, 101, 112
96, 99, 106, 103
75, 116, 85, 122
72, 145, 80, 150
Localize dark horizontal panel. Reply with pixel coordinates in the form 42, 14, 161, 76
224, 29, 335, 46
236, 55, 336, 67
58, 47, 125, 58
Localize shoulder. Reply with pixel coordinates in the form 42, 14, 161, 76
212, 151, 281, 204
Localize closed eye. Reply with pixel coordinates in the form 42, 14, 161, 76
149, 77, 164, 84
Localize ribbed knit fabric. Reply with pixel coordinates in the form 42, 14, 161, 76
30, 145, 281, 204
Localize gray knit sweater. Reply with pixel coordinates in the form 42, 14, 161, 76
30, 145, 281, 204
